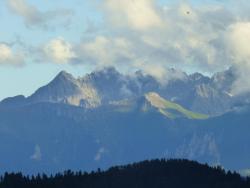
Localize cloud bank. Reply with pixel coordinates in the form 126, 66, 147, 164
2, 0, 250, 95
75, 1, 235, 79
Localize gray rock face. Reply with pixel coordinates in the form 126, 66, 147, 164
29, 71, 101, 108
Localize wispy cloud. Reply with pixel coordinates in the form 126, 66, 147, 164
6, 0, 73, 29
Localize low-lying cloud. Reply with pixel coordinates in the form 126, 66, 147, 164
225, 22, 250, 95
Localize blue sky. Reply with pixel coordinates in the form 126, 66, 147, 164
0, 0, 250, 100
0, 0, 97, 99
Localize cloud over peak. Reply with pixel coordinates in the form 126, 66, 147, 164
226, 22, 250, 95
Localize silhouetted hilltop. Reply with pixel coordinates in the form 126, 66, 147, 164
1, 159, 249, 188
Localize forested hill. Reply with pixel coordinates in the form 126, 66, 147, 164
1, 159, 249, 188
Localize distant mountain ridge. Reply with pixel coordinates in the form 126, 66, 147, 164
1, 66, 245, 116
1, 67, 250, 174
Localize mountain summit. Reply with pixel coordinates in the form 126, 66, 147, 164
28, 70, 101, 108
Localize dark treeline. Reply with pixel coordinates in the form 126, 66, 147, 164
0, 159, 249, 188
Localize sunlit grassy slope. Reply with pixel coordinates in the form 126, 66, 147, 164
145, 92, 209, 120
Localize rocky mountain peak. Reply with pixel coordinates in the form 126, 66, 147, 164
52, 70, 76, 84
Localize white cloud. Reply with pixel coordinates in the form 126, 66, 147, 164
134, 61, 168, 83
89, 2, 234, 73
6, 0, 73, 29
225, 22, 250, 95
0, 44, 13, 61
102, 0, 163, 31
79, 36, 135, 66
26, 1, 236, 77
134, 60, 187, 84
0, 43, 25, 66
65, 2, 235, 81
226, 22, 250, 62
44, 37, 77, 64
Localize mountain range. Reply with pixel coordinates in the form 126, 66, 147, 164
0, 66, 250, 174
